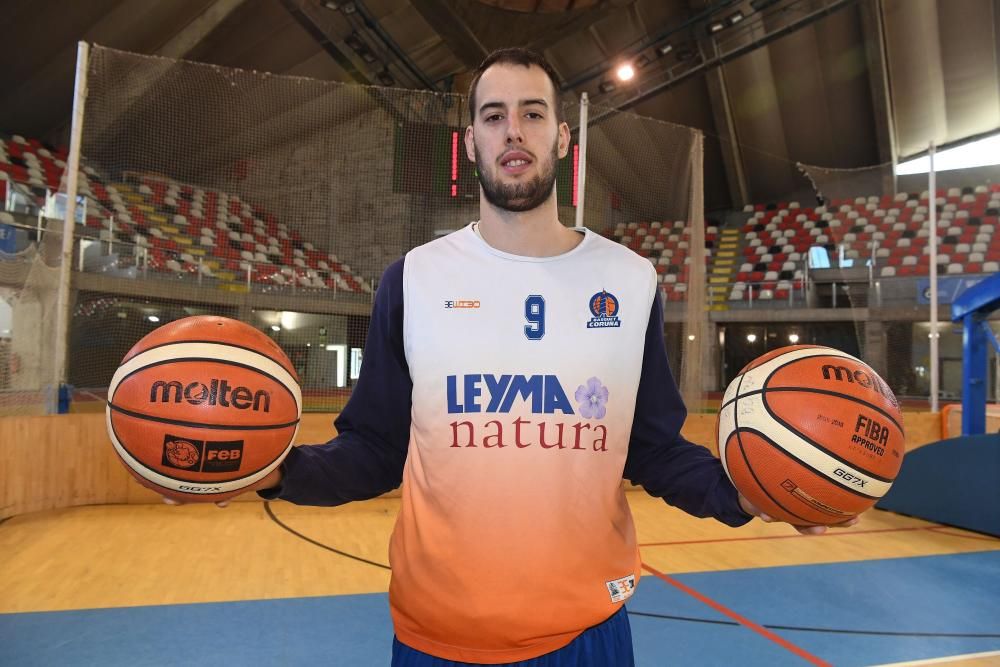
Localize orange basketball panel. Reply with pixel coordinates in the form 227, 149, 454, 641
763, 391, 904, 480
765, 354, 902, 418
724, 430, 873, 526
109, 411, 294, 484
112, 361, 298, 428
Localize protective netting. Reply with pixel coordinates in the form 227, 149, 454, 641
796, 161, 896, 205
583, 102, 707, 411
0, 162, 64, 415
0, 45, 708, 414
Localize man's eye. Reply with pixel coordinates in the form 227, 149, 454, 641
485, 114, 503, 122
526, 112, 543, 119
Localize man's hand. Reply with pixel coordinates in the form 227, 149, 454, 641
162, 466, 284, 508
738, 493, 859, 535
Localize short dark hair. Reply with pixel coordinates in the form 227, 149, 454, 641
467, 48, 564, 124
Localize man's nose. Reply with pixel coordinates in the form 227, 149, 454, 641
506, 116, 523, 144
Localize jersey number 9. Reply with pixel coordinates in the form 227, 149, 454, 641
524, 295, 545, 340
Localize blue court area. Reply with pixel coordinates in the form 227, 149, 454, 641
2, 551, 998, 666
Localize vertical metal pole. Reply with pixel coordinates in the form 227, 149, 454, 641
574, 93, 589, 230
929, 141, 939, 413
53, 41, 90, 410
959, 315, 985, 435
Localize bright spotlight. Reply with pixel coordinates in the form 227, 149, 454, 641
616, 64, 635, 81
747, 333, 758, 343
788, 333, 800, 343
896, 132, 1000, 175
147, 315, 160, 323
271, 325, 281, 332
687, 334, 696, 341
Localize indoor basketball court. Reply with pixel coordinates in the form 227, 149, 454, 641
2, 1, 1000, 665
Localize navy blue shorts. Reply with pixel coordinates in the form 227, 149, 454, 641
390, 606, 634, 667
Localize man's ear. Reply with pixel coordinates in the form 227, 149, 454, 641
465, 125, 476, 163
557, 121, 570, 159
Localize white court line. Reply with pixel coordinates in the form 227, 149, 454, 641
868, 650, 1000, 666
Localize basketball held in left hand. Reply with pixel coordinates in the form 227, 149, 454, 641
717, 345, 905, 527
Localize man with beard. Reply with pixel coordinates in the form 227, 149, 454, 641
242, 49, 842, 665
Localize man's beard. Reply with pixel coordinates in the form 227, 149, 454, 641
475, 139, 560, 213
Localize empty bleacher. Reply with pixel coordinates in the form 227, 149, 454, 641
604, 184, 999, 309
0, 133, 372, 296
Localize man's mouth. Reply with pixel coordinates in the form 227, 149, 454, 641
500, 151, 533, 173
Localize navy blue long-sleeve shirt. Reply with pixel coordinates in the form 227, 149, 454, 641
261, 256, 751, 528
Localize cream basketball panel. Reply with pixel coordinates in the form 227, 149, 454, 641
108, 341, 303, 415
733, 391, 892, 498
717, 400, 737, 480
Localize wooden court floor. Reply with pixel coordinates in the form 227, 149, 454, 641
2, 493, 999, 666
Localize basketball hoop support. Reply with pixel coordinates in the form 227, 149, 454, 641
952, 271, 1000, 435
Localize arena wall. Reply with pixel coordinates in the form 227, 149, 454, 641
0, 411, 942, 519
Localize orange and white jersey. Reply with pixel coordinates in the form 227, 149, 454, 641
268, 223, 749, 664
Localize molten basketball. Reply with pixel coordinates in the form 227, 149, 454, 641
717, 345, 905, 526
106, 315, 301, 503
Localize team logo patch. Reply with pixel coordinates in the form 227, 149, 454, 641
587, 290, 621, 329
162, 435, 244, 473
606, 574, 636, 603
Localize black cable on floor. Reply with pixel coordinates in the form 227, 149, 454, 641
263, 501, 391, 571
626, 610, 1000, 638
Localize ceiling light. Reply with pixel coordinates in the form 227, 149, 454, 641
147, 315, 160, 323
896, 131, 1000, 175
271, 325, 281, 332
707, 21, 725, 34
746, 333, 757, 343
616, 64, 635, 81
788, 333, 800, 343
687, 334, 696, 341
728, 11, 745, 25
321, 1, 339, 9
657, 43, 673, 57
599, 80, 616, 94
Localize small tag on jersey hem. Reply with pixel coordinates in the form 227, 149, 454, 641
606, 574, 635, 603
